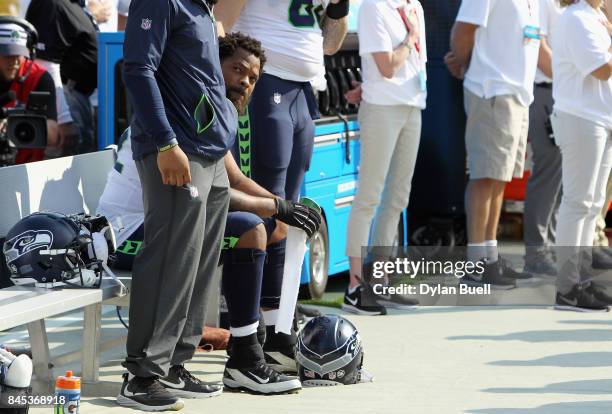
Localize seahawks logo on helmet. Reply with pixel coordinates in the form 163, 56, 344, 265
3, 230, 53, 264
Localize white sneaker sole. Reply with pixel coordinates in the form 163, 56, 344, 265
116, 394, 185, 411
341, 303, 385, 316
554, 304, 610, 313
223, 369, 302, 394
166, 387, 223, 399
375, 300, 418, 310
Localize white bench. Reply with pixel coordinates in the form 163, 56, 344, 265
0, 150, 126, 392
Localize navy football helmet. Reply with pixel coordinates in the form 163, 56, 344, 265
3, 212, 117, 288
296, 315, 364, 386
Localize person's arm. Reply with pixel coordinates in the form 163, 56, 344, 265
225, 152, 277, 199
214, 0, 248, 33
564, 13, 612, 81
229, 189, 277, 217
124, 0, 191, 186
591, 59, 612, 80
33, 71, 59, 147
357, 0, 413, 79
445, 22, 478, 79
321, 0, 349, 55
371, 34, 415, 79
538, 36, 553, 79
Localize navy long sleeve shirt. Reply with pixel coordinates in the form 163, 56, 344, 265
123, 0, 237, 160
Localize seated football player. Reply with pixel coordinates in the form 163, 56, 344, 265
97, 33, 321, 395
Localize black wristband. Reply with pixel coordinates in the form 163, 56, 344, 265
326, 0, 349, 20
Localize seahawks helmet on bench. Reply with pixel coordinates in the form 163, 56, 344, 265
3, 212, 116, 288
296, 315, 364, 386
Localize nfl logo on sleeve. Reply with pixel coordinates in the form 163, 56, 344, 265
141, 18, 152, 30
273, 93, 282, 105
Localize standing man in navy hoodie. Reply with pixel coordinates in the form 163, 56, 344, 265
116, 0, 238, 411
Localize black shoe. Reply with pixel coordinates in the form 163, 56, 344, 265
341, 284, 387, 315
371, 285, 419, 310
262, 328, 298, 373
524, 250, 557, 277
263, 345, 297, 374
592, 249, 612, 269
116, 373, 184, 411
585, 282, 612, 305
499, 257, 533, 281
223, 363, 301, 394
159, 365, 223, 399
555, 285, 610, 312
460, 261, 516, 290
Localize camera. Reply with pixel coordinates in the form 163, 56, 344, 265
0, 90, 49, 167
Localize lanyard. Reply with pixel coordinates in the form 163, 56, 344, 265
526, 0, 533, 18
397, 6, 420, 54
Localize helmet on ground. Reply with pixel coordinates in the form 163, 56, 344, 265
296, 314, 364, 386
3, 212, 116, 288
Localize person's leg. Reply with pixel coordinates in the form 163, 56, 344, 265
554, 112, 607, 294
112, 225, 144, 271
170, 157, 229, 367
346, 102, 405, 288
593, 172, 612, 247
223, 214, 267, 367
63, 85, 95, 153
523, 86, 562, 260
370, 106, 421, 249
124, 154, 215, 379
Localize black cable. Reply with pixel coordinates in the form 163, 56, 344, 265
116, 306, 129, 329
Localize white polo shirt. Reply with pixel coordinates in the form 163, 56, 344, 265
456, 0, 541, 107
358, 0, 427, 108
552, 0, 612, 129
535, 0, 562, 84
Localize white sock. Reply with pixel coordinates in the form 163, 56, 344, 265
230, 321, 259, 338
467, 242, 487, 263
348, 284, 359, 295
262, 309, 279, 326
485, 240, 499, 263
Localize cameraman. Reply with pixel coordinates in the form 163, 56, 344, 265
0, 21, 57, 164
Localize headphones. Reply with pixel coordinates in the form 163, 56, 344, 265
0, 16, 38, 60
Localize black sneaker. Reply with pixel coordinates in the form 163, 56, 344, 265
460, 261, 516, 290
524, 250, 557, 277
264, 345, 297, 374
555, 285, 610, 312
116, 373, 184, 411
499, 257, 533, 282
223, 363, 301, 394
585, 282, 612, 305
341, 284, 387, 315
372, 285, 419, 310
159, 365, 223, 399
592, 249, 612, 270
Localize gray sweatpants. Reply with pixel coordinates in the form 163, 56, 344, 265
523, 84, 562, 259
124, 153, 229, 378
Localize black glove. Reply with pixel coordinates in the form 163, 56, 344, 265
275, 199, 322, 238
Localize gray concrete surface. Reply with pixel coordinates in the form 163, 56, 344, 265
23, 305, 612, 414
10, 242, 612, 413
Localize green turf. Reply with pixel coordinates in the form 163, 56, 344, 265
299, 296, 344, 309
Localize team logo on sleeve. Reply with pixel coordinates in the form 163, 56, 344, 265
273, 93, 282, 105
141, 18, 152, 30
